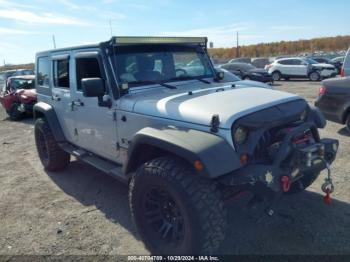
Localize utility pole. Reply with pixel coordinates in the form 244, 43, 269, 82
109, 19, 113, 37
52, 35, 56, 49
236, 31, 240, 58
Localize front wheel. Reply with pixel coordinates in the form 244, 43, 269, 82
309, 71, 321, 81
345, 114, 350, 133
8, 103, 23, 121
34, 118, 70, 171
286, 172, 320, 194
129, 156, 227, 255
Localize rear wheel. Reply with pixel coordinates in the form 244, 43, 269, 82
309, 71, 320, 81
287, 172, 320, 194
129, 156, 227, 255
272, 71, 281, 81
34, 118, 70, 171
243, 76, 251, 80
8, 103, 23, 121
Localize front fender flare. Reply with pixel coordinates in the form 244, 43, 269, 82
125, 127, 240, 178
33, 102, 66, 142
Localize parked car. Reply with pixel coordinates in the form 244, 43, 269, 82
33, 36, 338, 255
251, 58, 271, 69
0, 75, 36, 120
315, 77, 350, 132
309, 56, 343, 75
0, 69, 35, 92
228, 57, 251, 64
310, 57, 331, 64
266, 57, 337, 81
215, 67, 272, 89
330, 56, 345, 74
341, 47, 350, 77
220, 62, 273, 83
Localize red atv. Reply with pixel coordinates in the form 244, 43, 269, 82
0, 75, 37, 120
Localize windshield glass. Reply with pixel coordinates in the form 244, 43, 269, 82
10, 78, 34, 90
113, 45, 214, 87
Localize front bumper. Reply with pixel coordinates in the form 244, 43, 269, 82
251, 75, 273, 83
220, 127, 339, 195
320, 70, 337, 78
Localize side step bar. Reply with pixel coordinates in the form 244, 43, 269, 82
59, 143, 128, 184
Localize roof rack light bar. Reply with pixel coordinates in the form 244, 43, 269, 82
111, 36, 207, 46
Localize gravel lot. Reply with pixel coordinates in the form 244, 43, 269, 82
0, 80, 350, 256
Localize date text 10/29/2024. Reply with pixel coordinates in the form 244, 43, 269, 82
127, 256, 220, 261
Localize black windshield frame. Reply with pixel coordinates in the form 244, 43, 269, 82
109, 44, 216, 88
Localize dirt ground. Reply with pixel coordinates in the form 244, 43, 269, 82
0, 80, 350, 256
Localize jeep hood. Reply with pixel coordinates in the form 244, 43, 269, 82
120, 84, 301, 129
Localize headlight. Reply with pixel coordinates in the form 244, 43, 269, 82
233, 126, 248, 144
21, 95, 28, 99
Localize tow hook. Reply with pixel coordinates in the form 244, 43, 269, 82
321, 160, 335, 205
281, 176, 291, 192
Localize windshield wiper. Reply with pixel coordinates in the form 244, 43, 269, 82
130, 80, 177, 89
170, 76, 211, 84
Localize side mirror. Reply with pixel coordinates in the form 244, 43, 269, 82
215, 71, 225, 81
81, 78, 105, 97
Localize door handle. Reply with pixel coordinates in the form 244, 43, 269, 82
52, 95, 61, 101
72, 100, 84, 106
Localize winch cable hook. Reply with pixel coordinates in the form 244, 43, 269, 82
319, 159, 334, 205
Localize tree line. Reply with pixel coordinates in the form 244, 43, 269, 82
1, 35, 350, 71
209, 35, 350, 59
0, 63, 34, 72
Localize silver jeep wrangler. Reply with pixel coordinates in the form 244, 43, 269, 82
34, 37, 338, 255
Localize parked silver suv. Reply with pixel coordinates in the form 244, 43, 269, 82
34, 37, 339, 255
267, 57, 337, 81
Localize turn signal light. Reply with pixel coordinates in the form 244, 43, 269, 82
194, 160, 204, 171
240, 154, 249, 165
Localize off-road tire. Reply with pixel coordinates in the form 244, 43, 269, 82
129, 156, 227, 255
287, 172, 320, 194
8, 103, 23, 121
309, 71, 321, 81
345, 114, 350, 133
272, 71, 281, 81
34, 118, 70, 171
